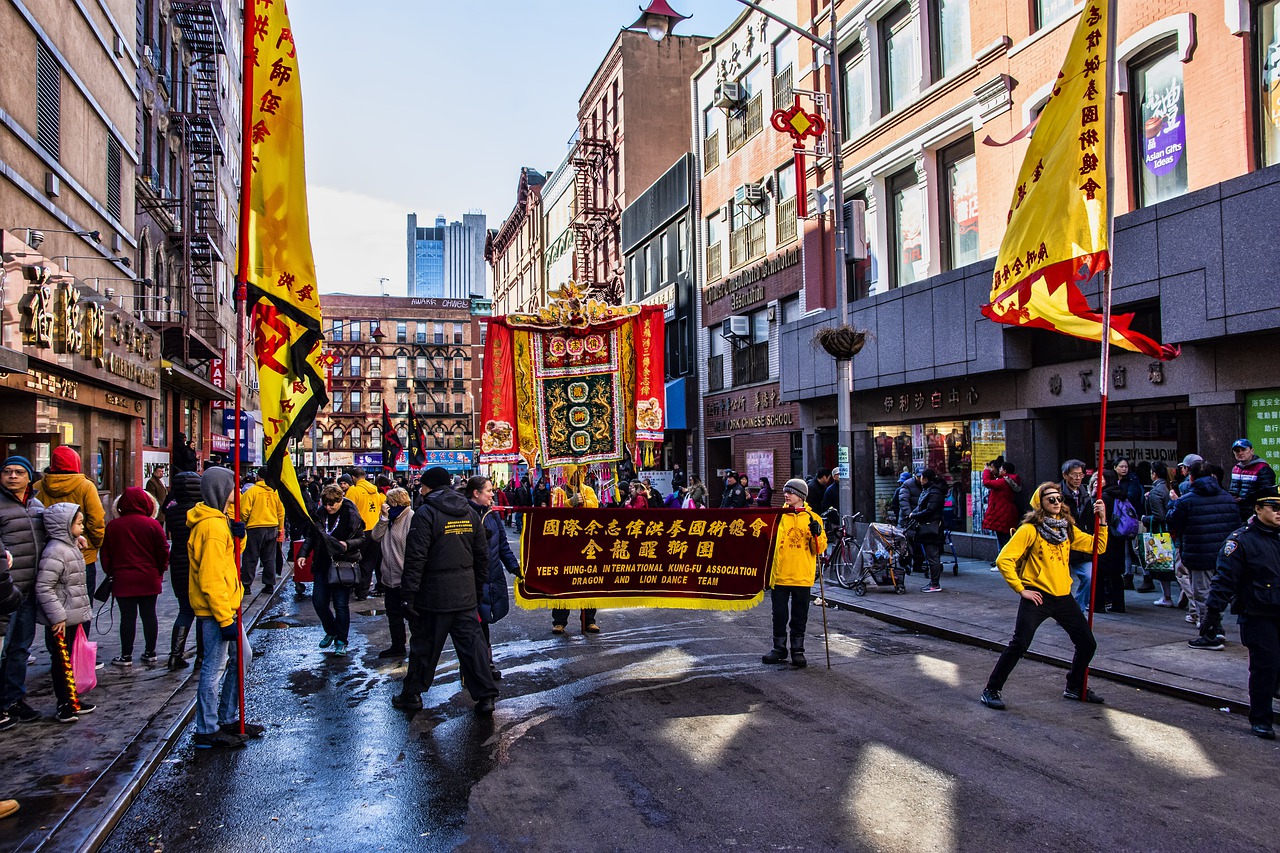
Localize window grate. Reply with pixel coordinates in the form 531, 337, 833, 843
36, 43, 61, 160
106, 138, 122, 219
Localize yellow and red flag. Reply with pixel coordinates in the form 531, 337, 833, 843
982, 2, 1177, 360
238, 0, 327, 517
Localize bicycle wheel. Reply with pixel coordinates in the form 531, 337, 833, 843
832, 541, 859, 589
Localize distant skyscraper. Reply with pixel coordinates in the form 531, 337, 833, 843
407, 212, 487, 299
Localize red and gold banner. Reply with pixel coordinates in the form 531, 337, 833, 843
515, 508, 783, 611
633, 306, 665, 443
477, 321, 519, 462
982, 1, 1177, 360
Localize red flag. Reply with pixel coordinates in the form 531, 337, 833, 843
381, 402, 403, 471
407, 403, 426, 469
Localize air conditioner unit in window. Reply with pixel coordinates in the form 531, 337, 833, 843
725, 315, 751, 338
742, 183, 766, 204
714, 81, 744, 109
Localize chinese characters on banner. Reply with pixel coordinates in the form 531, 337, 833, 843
1245, 390, 1280, 471
516, 508, 785, 611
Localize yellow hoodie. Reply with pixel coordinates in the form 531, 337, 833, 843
770, 506, 828, 587
187, 502, 244, 627
995, 488, 1108, 597
241, 482, 285, 530
347, 478, 384, 533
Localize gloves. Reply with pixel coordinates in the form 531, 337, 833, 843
323, 534, 346, 557
229, 521, 247, 539
809, 519, 822, 539
1200, 609, 1223, 638
219, 622, 239, 641
400, 598, 419, 620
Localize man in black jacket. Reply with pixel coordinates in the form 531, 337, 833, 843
0, 456, 44, 726
394, 467, 497, 714
1191, 486, 1280, 739
909, 468, 948, 593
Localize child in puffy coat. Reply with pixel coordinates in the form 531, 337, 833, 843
35, 503, 95, 723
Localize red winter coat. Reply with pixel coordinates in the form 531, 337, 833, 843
102, 487, 169, 598
981, 470, 1022, 535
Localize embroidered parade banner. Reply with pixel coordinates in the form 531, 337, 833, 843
515, 508, 785, 611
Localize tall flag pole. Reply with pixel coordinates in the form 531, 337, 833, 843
236, 0, 329, 728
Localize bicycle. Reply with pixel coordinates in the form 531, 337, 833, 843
821, 510, 863, 589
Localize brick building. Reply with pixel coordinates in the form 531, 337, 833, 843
764, 0, 1280, 550
486, 167, 546, 316
302, 294, 488, 477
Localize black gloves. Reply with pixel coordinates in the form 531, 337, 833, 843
809, 519, 822, 539
229, 521, 247, 539
323, 534, 346, 557
400, 598, 419, 620
219, 622, 239, 641
1200, 609, 1223, 638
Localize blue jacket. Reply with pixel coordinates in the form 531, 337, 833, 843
471, 501, 520, 624
1167, 476, 1241, 572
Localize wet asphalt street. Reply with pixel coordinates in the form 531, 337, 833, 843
102, 546, 1280, 852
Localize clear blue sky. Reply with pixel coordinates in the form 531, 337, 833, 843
288, 0, 742, 296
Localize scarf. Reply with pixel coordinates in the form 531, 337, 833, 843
388, 504, 408, 522
1035, 516, 1071, 546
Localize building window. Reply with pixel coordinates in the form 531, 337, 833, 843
349, 355, 361, 377
731, 308, 771, 386
706, 215, 723, 282
1258, 1, 1280, 166
678, 221, 689, 273
418, 392, 428, 409
888, 166, 925, 288
773, 62, 794, 109
660, 230, 670, 285
370, 355, 381, 377
930, 0, 971, 81
396, 355, 407, 378
781, 294, 802, 324
416, 356, 428, 378
333, 427, 344, 447
1034, 0, 1075, 31
106, 138, 122, 220
370, 426, 381, 447
938, 136, 979, 270
454, 324, 464, 344
370, 390, 381, 409
479, 322, 487, 346
36, 42, 61, 160
350, 391, 361, 413
880, 4, 918, 115
640, 245, 650, 295
453, 395, 465, 414
703, 108, 720, 172
331, 320, 343, 342
1130, 40, 1188, 207
350, 427, 362, 448
776, 162, 798, 245
332, 391, 344, 412
396, 394, 407, 413
841, 41, 872, 137
396, 321, 406, 343
433, 322, 444, 344
453, 357, 464, 379
349, 322, 362, 342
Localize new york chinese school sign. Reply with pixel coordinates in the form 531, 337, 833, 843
516, 508, 785, 611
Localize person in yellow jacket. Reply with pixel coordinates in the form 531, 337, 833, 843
240, 468, 285, 593
346, 468, 385, 599
981, 482, 1109, 711
762, 479, 828, 668
551, 471, 602, 634
187, 466, 260, 748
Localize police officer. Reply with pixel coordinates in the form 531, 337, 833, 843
723, 474, 749, 509
1190, 486, 1280, 739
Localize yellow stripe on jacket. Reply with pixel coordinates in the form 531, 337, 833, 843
770, 507, 828, 587
187, 502, 244, 627
995, 522, 1108, 597
242, 483, 285, 530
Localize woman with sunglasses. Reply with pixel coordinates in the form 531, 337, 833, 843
980, 483, 1108, 710
299, 484, 365, 655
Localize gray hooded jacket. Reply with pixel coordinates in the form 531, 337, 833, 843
35, 502, 92, 626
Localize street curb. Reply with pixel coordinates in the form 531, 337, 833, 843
821, 587, 1250, 715
29, 576, 288, 853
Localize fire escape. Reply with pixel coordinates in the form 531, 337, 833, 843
165, 0, 228, 364
569, 126, 621, 304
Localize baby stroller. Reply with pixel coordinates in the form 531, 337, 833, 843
837, 523, 911, 595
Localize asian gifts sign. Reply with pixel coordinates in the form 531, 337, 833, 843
515, 508, 784, 611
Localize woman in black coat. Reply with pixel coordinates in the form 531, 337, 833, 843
299, 484, 365, 655
465, 476, 521, 679
1089, 468, 1129, 613
164, 471, 203, 669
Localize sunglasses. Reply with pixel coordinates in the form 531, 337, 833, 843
1042, 495, 1064, 504
323, 499, 342, 506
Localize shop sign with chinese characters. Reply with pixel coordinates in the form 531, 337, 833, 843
515, 508, 784, 611
879, 385, 979, 416
705, 388, 796, 434
13, 279, 159, 399
1246, 390, 1280, 470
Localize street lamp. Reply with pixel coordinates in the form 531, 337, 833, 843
639, 0, 853, 517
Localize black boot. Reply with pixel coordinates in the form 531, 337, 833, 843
761, 638, 788, 664
790, 636, 807, 668
193, 626, 205, 670
167, 625, 191, 671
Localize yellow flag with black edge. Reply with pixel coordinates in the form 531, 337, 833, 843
238, 0, 328, 519
982, 2, 1177, 360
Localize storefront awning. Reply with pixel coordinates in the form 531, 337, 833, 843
665, 378, 687, 430
161, 360, 233, 402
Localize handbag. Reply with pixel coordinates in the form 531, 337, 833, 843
70, 626, 98, 694
1139, 516, 1176, 575
327, 560, 361, 587
93, 573, 113, 603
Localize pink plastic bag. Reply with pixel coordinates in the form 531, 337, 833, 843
71, 627, 98, 694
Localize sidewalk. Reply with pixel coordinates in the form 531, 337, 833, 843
1, 574, 281, 853
818, 554, 1252, 710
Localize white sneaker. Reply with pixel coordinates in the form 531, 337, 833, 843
990, 566, 1001, 572
1185, 614, 1197, 624
1153, 598, 1174, 607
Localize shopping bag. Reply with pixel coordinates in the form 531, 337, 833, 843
291, 540, 313, 583
71, 627, 98, 694
1140, 530, 1176, 574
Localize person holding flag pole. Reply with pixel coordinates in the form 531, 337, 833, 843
979, 0, 1177, 705
232, 0, 332, 735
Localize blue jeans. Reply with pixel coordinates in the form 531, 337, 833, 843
0, 591, 37, 707
311, 563, 350, 643
196, 617, 242, 734
1070, 559, 1093, 612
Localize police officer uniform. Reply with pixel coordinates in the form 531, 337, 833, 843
1196, 486, 1280, 739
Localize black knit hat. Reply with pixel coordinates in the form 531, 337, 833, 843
420, 466, 451, 490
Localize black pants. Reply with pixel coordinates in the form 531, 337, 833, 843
986, 590, 1097, 694
920, 539, 943, 585
358, 544, 382, 597
403, 609, 497, 701
117, 595, 159, 657
44, 624, 83, 711
241, 527, 280, 586
552, 608, 597, 629
1240, 615, 1280, 726
770, 586, 811, 645
383, 587, 408, 652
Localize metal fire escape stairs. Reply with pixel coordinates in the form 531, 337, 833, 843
570, 129, 622, 304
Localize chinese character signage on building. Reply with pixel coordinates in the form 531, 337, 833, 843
1246, 390, 1280, 470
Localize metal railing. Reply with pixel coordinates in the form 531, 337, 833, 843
703, 130, 720, 172
729, 219, 766, 270
776, 196, 798, 245
706, 242, 722, 282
